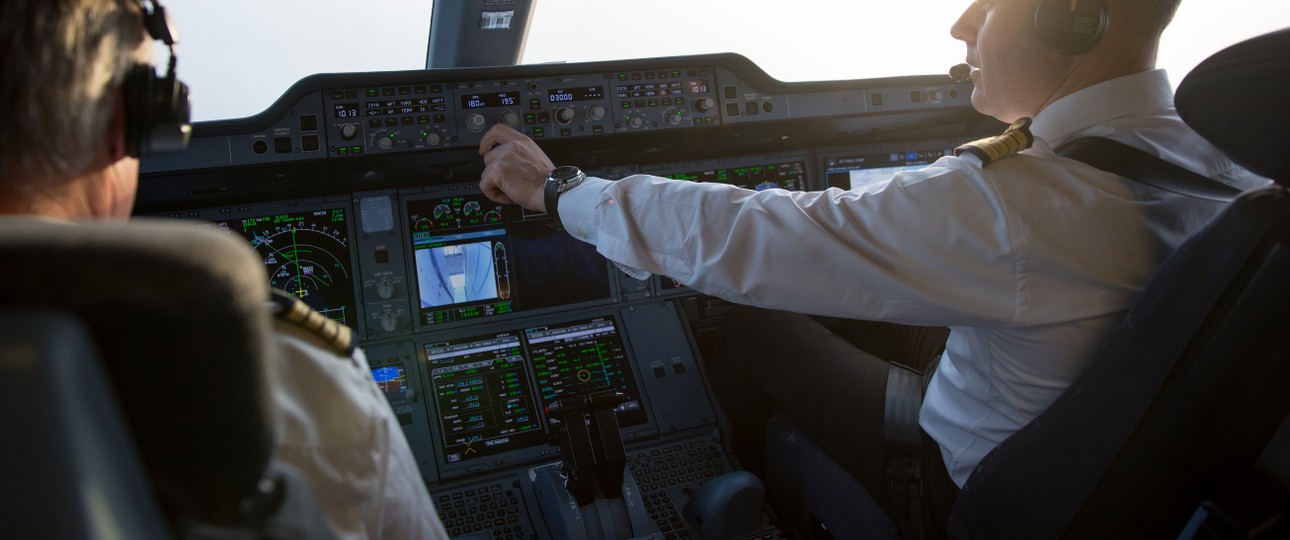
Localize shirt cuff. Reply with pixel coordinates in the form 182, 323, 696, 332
557, 176, 653, 280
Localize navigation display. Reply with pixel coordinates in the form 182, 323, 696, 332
406, 193, 611, 326
214, 207, 357, 329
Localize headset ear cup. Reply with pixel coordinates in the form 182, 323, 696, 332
1034, 0, 1109, 55
123, 63, 156, 158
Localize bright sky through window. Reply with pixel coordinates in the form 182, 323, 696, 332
160, 0, 1289, 122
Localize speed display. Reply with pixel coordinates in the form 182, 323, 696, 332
460, 92, 519, 109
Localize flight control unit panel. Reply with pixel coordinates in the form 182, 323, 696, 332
139, 52, 995, 540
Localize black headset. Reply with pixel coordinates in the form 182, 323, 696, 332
1034, 0, 1109, 55
123, 0, 191, 157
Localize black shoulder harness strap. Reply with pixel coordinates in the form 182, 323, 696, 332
1055, 137, 1241, 203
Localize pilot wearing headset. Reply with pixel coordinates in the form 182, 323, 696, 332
0, 1, 448, 538
479, 0, 1268, 534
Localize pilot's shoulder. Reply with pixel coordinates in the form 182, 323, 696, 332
268, 288, 355, 356
954, 117, 1034, 167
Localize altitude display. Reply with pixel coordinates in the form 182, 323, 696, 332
426, 333, 545, 464
217, 208, 357, 329
547, 86, 605, 103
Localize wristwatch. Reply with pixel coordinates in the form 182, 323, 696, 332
543, 165, 586, 225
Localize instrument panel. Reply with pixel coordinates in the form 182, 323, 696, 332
139, 52, 996, 540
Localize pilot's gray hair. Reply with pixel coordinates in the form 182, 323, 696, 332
0, 0, 146, 184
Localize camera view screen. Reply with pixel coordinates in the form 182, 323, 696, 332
214, 207, 357, 329
407, 193, 611, 326
426, 333, 546, 464
525, 316, 646, 428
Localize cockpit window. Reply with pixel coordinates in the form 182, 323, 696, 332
161, 0, 1289, 122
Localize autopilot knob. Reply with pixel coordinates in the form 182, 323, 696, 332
499, 110, 520, 128
694, 97, 715, 113
466, 113, 487, 132
555, 107, 575, 125
587, 105, 606, 121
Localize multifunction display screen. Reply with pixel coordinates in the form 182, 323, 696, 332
406, 193, 611, 326
425, 315, 645, 467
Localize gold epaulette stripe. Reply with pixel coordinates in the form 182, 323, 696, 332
271, 289, 355, 355
955, 117, 1035, 166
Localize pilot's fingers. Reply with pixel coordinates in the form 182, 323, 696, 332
479, 124, 525, 155
479, 175, 517, 206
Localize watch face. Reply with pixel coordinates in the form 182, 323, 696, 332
550, 166, 582, 184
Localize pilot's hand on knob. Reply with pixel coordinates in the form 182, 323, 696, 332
479, 124, 554, 212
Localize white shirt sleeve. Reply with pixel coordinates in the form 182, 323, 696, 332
270, 321, 450, 540
559, 158, 1025, 327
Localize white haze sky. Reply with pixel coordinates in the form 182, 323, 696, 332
159, 0, 1290, 122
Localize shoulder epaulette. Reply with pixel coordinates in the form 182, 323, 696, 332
268, 288, 355, 355
955, 117, 1034, 166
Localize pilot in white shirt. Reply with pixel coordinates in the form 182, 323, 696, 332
270, 291, 451, 540
553, 69, 1266, 486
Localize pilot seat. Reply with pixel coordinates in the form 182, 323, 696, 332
0, 218, 332, 539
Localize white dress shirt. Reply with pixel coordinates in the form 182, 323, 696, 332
556, 70, 1267, 486
272, 321, 450, 539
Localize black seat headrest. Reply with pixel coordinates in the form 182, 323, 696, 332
1176, 27, 1290, 182
0, 218, 274, 525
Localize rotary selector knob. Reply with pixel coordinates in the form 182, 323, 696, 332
555, 107, 575, 125
466, 113, 487, 132
377, 278, 394, 299
377, 136, 394, 150
627, 115, 644, 129
380, 312, 398, 332
499, 110, 520, 127
339, 123, 359, 140
587, 105, 606, 122
666, 109, 685, 126
425, 132, 443, 146
694, 97, 715, 113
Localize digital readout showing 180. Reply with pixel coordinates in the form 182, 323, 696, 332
461, 92, 518, 109
547, 86, 605, 103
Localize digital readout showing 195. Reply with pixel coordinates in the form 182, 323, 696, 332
547, 86, 605, 103
461, 92, 519, 109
